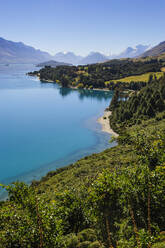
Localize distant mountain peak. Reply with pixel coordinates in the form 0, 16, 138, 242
79, 52, 108, 65
110, 44, 150, 59
53, 51, 82, 65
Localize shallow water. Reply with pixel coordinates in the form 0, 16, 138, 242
0, 64, 113, 198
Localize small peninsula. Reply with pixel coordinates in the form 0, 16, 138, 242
28, 56, 165, 92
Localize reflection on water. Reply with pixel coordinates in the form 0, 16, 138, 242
59, 87, 73, 97
58, 87, 113, 101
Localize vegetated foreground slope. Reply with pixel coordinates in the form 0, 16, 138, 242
0, 76, 165, 248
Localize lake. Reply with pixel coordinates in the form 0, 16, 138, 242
0, 64, 113, 198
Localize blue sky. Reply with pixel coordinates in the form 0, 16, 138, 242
0, 0, 165, 56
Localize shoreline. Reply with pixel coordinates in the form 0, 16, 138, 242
70, 85, 110, 92
28, 74, 111, 92
97, 111, 118, 137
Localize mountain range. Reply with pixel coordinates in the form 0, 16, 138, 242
52, 45, 150, 64
0, 37, 164, 65
52, 46, 150, 65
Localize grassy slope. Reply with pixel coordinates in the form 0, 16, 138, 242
112, 72, 164, 83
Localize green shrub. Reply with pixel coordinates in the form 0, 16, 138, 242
78, 229, 97, 242
63, 233, 79, 248
89, 241, 103, 248
79, 241, 91, 248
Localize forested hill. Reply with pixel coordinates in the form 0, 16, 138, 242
110, 74, 165, 132
28, 57, 165, 90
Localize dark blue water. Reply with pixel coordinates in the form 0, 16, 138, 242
0, 64, 113, 196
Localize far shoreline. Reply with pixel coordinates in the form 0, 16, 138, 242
28, 73, 111, 92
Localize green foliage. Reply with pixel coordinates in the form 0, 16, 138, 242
78, 229, 97, 242
0, 183, 64, 248
79, 241, 91, 248
88, 163, 165, 247
62, 233, 79, 248
51, 189, 89, 234
152, 232, 165, 248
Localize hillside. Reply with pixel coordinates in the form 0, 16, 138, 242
141, 41, 165, 57
0, 75, 165, 248
0, 37, 53, 64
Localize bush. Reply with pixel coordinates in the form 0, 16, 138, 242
89, 241, 103, 248
79, 241, 91, 248
63, 233, 79, 248
78, 229, 97, 242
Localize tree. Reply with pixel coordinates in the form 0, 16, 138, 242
61, 76, 70, 87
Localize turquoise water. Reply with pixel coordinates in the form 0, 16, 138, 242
0, 64, 113, 195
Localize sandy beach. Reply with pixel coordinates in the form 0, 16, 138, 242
98, 111, 118, 137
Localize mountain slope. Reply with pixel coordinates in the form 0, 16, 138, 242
0, 37, 53, 63
141, 41, 165, 57
79, 52, 108, 65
